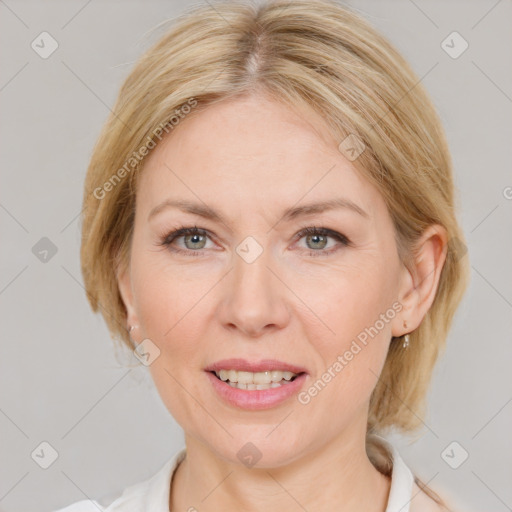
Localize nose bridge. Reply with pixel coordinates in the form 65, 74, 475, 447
232, 234, 275, 297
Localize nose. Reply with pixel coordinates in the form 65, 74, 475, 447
217, 244, 291, 338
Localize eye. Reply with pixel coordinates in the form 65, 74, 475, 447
294, 226, 350, 257
158, 225, 350, 258
158, 225, 214, 257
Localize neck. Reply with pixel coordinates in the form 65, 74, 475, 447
169, 424, 392, 512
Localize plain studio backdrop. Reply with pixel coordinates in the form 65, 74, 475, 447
0, 1, 511, 511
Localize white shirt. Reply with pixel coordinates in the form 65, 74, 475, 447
54, 435, 414, 512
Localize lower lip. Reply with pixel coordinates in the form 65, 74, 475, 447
205, 371, 308, 410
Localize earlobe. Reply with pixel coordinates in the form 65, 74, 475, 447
392, 224, 448, 337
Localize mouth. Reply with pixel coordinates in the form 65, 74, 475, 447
208, 369, 305, 390
203, 358, 309, 405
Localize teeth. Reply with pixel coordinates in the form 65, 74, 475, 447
226, 381, 285, 390
215, 369, 298, 385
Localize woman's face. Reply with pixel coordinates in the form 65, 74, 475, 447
118, 93, 411, 466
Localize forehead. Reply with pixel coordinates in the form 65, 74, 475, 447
138, 93, 385, 224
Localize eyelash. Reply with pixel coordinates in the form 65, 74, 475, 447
158, 225, 350, 258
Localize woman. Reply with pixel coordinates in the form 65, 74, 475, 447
56, 0, 470, 510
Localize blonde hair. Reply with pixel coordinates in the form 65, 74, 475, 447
80, 0, 469, 507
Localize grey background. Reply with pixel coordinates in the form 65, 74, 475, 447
0, 1, 511, 511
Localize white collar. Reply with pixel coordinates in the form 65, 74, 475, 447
368, 434, 415, 512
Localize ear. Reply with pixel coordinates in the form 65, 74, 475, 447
392, 224, 448, 337
116, 261, 139, 331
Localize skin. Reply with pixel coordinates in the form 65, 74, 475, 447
117, 91, 448, 512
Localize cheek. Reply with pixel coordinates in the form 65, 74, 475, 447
306, 260, 395, 343
131, 247, 212, 362
304, 259, 396, 396
131, 252, 207, 426
133, 265, 176, 335
131, 242, 192, 326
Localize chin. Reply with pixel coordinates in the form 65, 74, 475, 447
204, 426, 307, 469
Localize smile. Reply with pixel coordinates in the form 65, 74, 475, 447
212, 369, 299, 389
205, 370, 308, 410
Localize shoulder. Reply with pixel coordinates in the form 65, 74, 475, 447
51, 476, 146, 511
52, 482, 146, 511
53, 448, 186, 512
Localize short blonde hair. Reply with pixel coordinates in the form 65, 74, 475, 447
81, 0, 469, 505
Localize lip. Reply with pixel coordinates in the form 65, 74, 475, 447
205, 370, 308, 410
204, 358, 308, 374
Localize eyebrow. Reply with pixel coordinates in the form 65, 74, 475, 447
148, 197, 369, 225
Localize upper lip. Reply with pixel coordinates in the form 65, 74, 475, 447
204, 358, 308, 374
